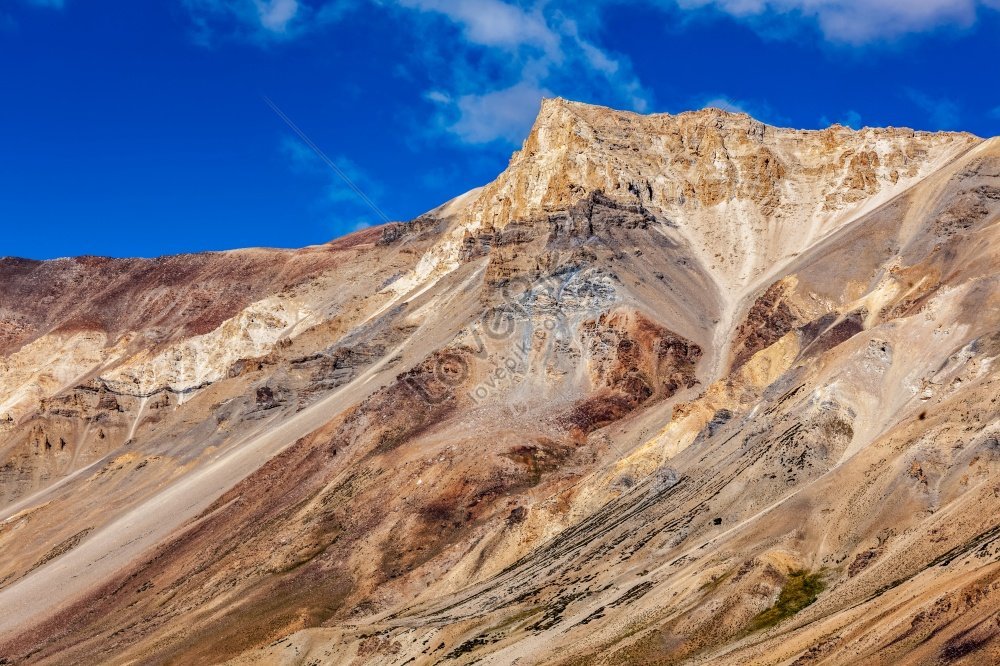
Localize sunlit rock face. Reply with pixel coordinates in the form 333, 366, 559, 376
0, 100, 998, 666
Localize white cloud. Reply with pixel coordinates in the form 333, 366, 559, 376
178, 1, 649, 145
840, 110, 863, 129
184, 0, 293, 42
399, 1, 652, 145
905, 89, 961, 129
696, 94, 789, 125
424, 90, 453, 104
4, 0, 65, 32
180, 0, 996, 148
281, 136, 390, 223
817, 109, 863, 129
673, 0, 1000, 44
399, 0, 559, 52
446, 81, 554, 144
255, 0, 298, 33
702, 96, 749, 114
183, 0, 358, 43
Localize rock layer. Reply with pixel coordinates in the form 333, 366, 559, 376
0, 100, 997, 666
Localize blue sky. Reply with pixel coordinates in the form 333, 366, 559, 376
1, 0, 998, 259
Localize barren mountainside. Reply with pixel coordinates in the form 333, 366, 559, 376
0, 98, 998, 665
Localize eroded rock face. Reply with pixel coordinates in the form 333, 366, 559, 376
462, 98, 978, 292
730, 277, 806, 372
0, 101, 998, 666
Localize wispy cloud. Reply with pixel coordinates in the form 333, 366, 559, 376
179, 0, 649, 145
182, 0, 357, 44
399, 0, 558, 52
281, 135, 391, 228
819, 109, 863, 129
905, 88, 961, 129
397, 0, 652, 145
180, 0, 1000, 48
701, 96, 750, 115
177, 0, 995, 146
433, 81, 555, 145
256, 0, 298, 32
673, 0, 1000, 44
3, 0, 65, 30
697, 94, 789, 125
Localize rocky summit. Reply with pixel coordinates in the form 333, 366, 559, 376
1, 98, 998, 665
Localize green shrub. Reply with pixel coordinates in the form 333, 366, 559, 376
746, 569, 826, 633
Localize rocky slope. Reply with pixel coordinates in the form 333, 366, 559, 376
0, 99, 997, 665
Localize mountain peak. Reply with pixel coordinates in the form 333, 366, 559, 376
536, 96, 980, 138
456, 97, 981, 295
1, 90, 998, 666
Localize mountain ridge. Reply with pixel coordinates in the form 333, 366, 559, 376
0, 98, 997, 665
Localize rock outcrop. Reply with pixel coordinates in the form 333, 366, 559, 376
0, 100, 997, 666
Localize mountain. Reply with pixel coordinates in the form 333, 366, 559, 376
0, 98, 998, 665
